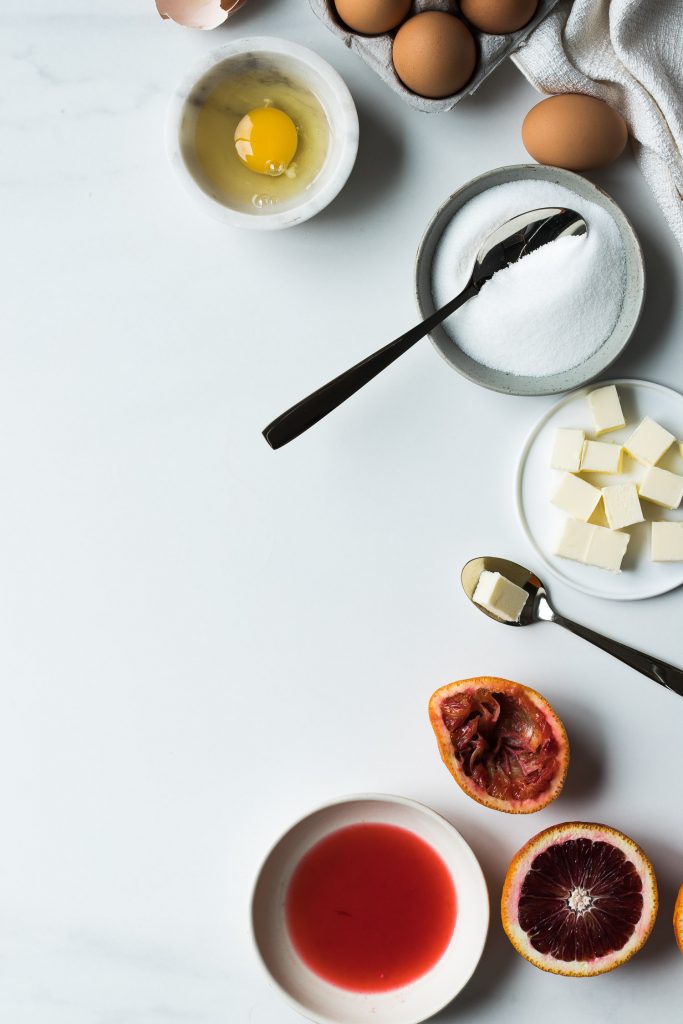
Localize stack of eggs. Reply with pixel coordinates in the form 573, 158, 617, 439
334, 0, 540, 98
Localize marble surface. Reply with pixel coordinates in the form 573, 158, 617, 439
2, 2, 682, 1023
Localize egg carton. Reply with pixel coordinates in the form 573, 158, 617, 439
308, 0, 562, 112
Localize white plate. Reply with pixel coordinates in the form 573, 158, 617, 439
250, 794, 489, 1024
516, 378, 683, 601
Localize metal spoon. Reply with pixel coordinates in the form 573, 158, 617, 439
462, 556, 683, 697
262, 207, 587, 449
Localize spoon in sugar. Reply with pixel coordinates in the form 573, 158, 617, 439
263, 207, 586, 449
462, 555, 683, 696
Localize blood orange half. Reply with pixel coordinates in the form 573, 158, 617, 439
675, 884, 683, 954
428, 677, 569, 814
502, 822, 658, 976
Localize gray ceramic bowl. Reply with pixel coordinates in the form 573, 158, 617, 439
415, 164, 645, 397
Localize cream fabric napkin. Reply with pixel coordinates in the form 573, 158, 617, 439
512, 0, 683, 249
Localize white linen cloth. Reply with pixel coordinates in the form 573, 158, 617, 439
512, 0, 683, 249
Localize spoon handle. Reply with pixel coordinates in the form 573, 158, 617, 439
553, 612, 683, 697
262, 284, 479, 449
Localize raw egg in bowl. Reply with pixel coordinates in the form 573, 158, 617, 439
167, 38, 359, 229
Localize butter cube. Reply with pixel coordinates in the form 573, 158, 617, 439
551, 473, 602, 522
602, 483, 644, 530
554, 519, 629, 572
587, 385, 625, 435
585, 525, 630, 572
472, 570, 528, 623
638, 465, 683, 510
554, 518, 594, 563
651, 522, 683, 562
580, 440, 623, 474
551, 428, 585, 472
624, 416, 675, 465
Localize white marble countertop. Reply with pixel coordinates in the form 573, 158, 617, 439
2, 3, 682, 1022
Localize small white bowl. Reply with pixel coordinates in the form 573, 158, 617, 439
250, 794, 489, 1024
166, 37, 359, 230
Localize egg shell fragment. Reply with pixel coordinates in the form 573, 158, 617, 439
522, 94, 628, 171
156, 0, 245, 29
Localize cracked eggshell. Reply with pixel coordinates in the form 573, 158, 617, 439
156, 0, 246, 30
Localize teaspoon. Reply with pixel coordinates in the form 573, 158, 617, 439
462, 556, 683, 697
263, 207, 587, 449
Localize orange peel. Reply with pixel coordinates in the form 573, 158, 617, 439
675, 883, 683, 954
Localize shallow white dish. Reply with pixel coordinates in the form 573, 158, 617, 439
415, 165, 645, 396
250, 793, 489, 1024
166, 38, 359, 230
517, 378, 683, 601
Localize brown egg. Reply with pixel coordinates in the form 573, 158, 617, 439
392, 12, 477, 99
522, 94, 629, 171
334, 0, 411, 36
460, 0, 538, 35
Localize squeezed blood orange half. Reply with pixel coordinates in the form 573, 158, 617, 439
429, 677, 569, 813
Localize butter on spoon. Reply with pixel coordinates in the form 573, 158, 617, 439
462, 555, 683, 697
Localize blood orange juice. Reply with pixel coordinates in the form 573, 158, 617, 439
285, 822, 457, 993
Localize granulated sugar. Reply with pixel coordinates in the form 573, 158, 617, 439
431, 180, 626, 378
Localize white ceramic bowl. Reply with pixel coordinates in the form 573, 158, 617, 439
415, 164, 645, 396
166, 38, 359, 230
250, 794, 489, 1024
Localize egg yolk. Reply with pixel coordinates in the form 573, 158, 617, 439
233, 107, 298, 177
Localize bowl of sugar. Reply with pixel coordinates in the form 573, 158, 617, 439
415, 165, 644, 396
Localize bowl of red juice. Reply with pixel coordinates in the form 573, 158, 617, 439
250, 794, 489, 1024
